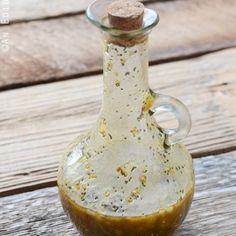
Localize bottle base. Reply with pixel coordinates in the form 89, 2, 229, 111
58, 186, 194, 236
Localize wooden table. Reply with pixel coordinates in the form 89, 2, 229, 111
0, 0, 236, 235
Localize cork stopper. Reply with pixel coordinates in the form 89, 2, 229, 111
107, 0, 144, 31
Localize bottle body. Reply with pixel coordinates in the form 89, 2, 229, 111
58, 38, 194, 236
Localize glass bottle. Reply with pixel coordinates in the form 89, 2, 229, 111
58, 1, 194, 235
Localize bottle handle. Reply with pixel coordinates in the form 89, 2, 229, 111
150, 90, 191, 146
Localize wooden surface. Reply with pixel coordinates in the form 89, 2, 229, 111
1, 152, 236, 235
0, 0, 236, 90
8, 0, 90, 22
1, 48, 236, 196
8, 0, 151, 22
1, 0, 236, 235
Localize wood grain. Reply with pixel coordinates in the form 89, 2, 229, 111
7, 0, 89, 22
0, 48, 236, 196
1, 152, 236, 235
1, 0, 236, 89
7, 0, 151, 23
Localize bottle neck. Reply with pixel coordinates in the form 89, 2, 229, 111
101, 37, 150, 125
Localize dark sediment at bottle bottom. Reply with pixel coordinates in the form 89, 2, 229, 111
59, 186, 194, 236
